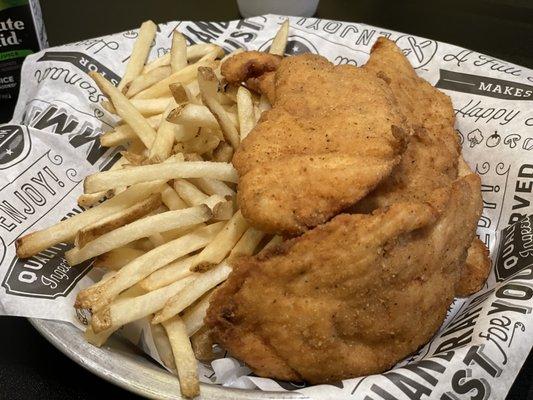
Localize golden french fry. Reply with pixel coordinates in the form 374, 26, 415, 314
212, 141, 234, 163
167, 103, 219, 130
16, 181, 164, 258
118, 20, 157, 91
173, 179, 208, 206
237, 86, 255, 139
84, 161, 238, 193
139, 255, 195, 291
190, 210, 248, 272
91, 275, 196, 333
85, 325, 115, 347
162, 317, 200, 399
171, 31, 187, 72
261, 235, 283, 252
77, 190, 113, 208
148, 232, 166, 247
127, 97, 173, 116
148, 99, 177, 162
142, 43, 223, 74
182, 129, 221, 155
189, 177, 235, 198
66, 204, 212, 265
75, 194, 161, 248
169, 82, 189, 104
153, 261, 232, 323
174, 124, 199, 143
197, 67, 240, 148
91, 72, 157, 148
229, 227, 266, 259
258, 94, 271, 114
134, 59, 217, 100
269, 19, 290, 56
202, 194, 234, 221
99, 116, 161, 147
125, 66, 172, 98
161, 185, 187, 210
182, 292, 212, 336
151, 323, 177, 372
93, 247, 145, 270
75, 222, 224, 312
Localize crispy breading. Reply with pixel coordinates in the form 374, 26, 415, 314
224, 52, 409, 235
355, 38, 489, 294
456, 237, 491, 297
207, 175, 482, 383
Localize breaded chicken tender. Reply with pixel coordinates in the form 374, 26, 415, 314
224, 52, 409, 235
207, 175, 482, 383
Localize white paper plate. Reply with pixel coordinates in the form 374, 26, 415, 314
30, 318, 307, 400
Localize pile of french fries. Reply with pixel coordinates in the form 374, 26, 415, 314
16, 19, 289, 398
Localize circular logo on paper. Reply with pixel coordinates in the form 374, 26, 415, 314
259, 35, 318, 55
0, 125, 31, 170
395, 35, 438, 69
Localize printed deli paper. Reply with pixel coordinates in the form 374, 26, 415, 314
1, 14, 532, 400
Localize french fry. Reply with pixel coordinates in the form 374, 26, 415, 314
190, 210, 248, 272
84, 161, 238, 193
174, 124, 199, 143
202, 194, 234, 221
182, 292, 212, 336
171, 31, 187, 72
229, 227, 266, 258
91, 72, 157, 148
120, 150, 146, 166
85, 325, 115, 347
258, 94, 272, 114
134, 59, 217, 100
93, 247, 145, 270
167, 103, 219, 130
269, 19, 290, 56
161, 185, 187, 210
77, 190, 113, 208
16, 181, 165, 258
66, 204, 212, 265
189, 177, 235, 198
125, 66, 172, 98
129, 97, 173, 116
169, 82, 189, 104
162, 316, 200, 399
173, 179, 208, 206
75, 193, 161, 248
139, 256, 195, 291
151, 323, 177, 372
237, 86, 255, 139
153, 261, 232, 323
91, 275, 196, 333
118, 20, 157, 91
100, 126, 137, 147
100, 115, 163, 147
182, 129, 221, 155
148, 99, 177, 162
142, 43, 222, 74
75, 222, 224, 312
148, 232, 166, 247
212, 141, 234, 163
261, 235, 283, 252
198, 67, 240, 148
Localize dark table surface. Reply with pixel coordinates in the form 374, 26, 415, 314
1, 0, 533, 399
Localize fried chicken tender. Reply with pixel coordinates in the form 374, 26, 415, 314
456, 237, 491, 297
354, 38, 490, 294
223, 52, 409, 235
207, 174, 482, 383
